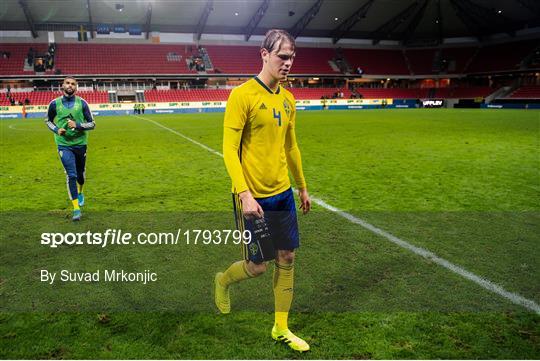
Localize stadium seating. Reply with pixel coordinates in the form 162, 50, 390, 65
467, 40, 537, 73
509, 85, 540, 98
0, 96, 11, 106
290, 86, 493, 99
205, 45, 337, 74
290, 47, 339, 74
54, 44, 196, 75
2, 41, 537, 76
0, 85, 503, 107
145, 89, 232, 102
145, 87, 425, 102
0, 43, 50, 75
440, 47, 478, 73
405, 47, 480, 74
344, 41, 536, 75
288, 88, 352, 99
434, 86, 493, 99
342, 49, 409, 75
142, 86, 498, 102
451, 86, 494, 98
405, 49, 437, 75
353, 88, 429, 99
1, 90, 108, 105
203, 45, 260, 74
289, 87, 427, 99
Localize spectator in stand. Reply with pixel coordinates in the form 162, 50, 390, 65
27, 48, 34, 66
34, 58, 45, 72
24, 98, 30, 105
194, 58, 205, 72
45, 52, 54, 70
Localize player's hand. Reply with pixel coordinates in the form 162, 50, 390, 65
57, 128, 66, 135
67, 120, 77, 129
298, 188, 311, 215
239, 191, 264, 219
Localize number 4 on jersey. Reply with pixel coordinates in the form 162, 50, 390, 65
273, 108, 282, 126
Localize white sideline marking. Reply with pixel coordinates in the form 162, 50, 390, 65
134, 114, 540, 314
8, 123, 41, 132
139, 115, 223, 157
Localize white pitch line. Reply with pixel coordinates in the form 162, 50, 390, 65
134, 114, 540, 314
7, 123, 41, 132
138, 115, 223, 157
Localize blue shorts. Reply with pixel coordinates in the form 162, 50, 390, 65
232, 187, 300, 264
58, 145, 87, 181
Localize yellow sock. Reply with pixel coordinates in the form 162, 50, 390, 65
220, 260, 254, 287
77, 184, 83, 193
273, 262, 294, 331
72, 199, 80, 211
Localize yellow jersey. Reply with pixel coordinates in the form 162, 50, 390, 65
223, 77, 306, 197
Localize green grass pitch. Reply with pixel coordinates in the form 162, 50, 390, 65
0, 109, 539, 358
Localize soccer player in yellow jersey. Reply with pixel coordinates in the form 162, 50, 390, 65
215, 29, 312, 352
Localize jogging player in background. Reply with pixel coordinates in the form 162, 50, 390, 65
45, 76, 95, 221
215, 29, 312, 352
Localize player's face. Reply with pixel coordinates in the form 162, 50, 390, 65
265, 41, 295, 82
62, 79, 77, 96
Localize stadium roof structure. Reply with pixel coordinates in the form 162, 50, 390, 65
0, 0, 539, 45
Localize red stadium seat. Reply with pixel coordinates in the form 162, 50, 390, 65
509, 85, 540, 99
54, 44, 196, 75
0, 43, 49, 75
144, 89, 232, 102
205, 45, 337, 75
4, 90, 108, 105
343, 49, 409, 75
467, 40, 537, 73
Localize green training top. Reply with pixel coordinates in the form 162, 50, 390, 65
54, 96, 88, 146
